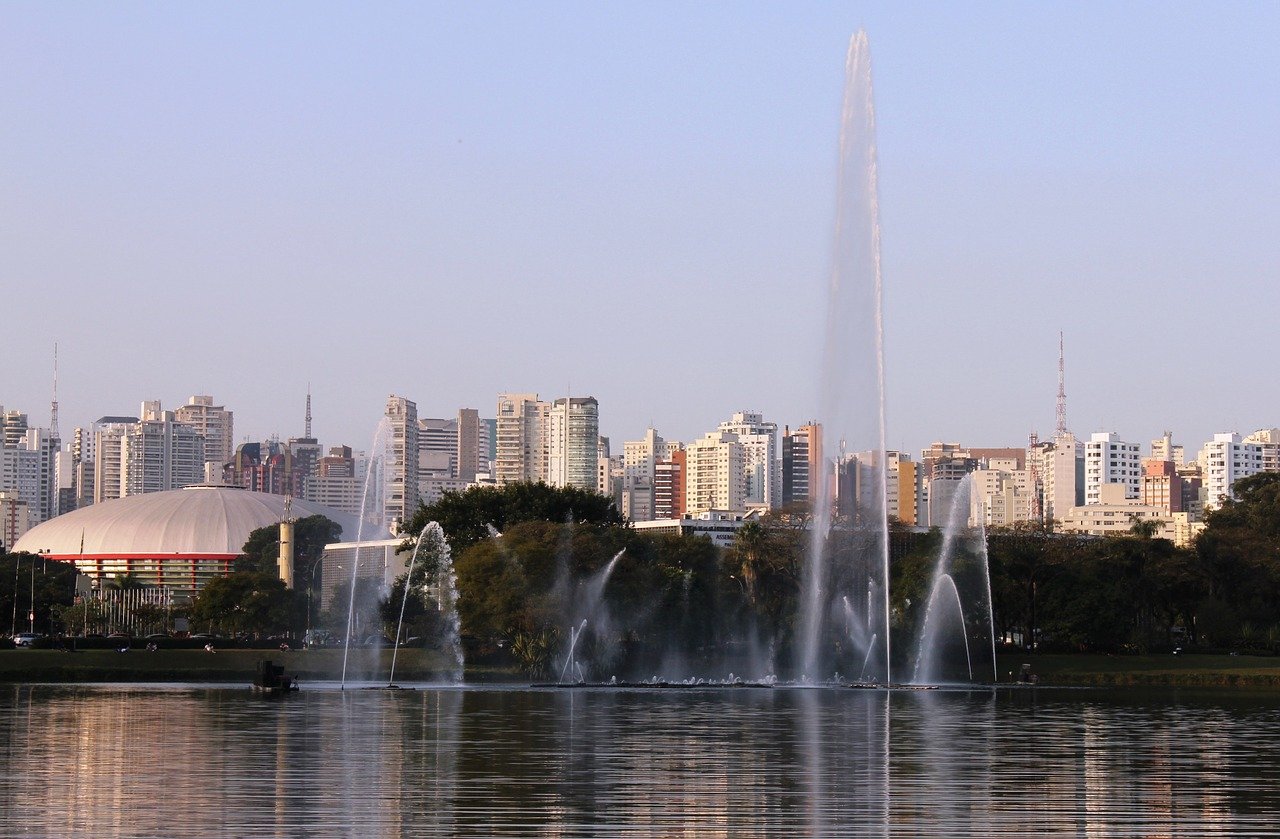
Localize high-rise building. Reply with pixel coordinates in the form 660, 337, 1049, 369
419, 417, 459, 480
0, 408, 29, 449
547, 397, 600, 492
684, 431, 745, 515
622, 428, 682, 522
0, 428, 57, 524
225, 440, 303, 497
1243, 428, 1280, 474
121, 403, 206, 496
384, 395, 419, 528
92, 416, 137, 504
495, 393, 549, 485
457, 408, 485, 481
781, 423, 821, 509
174, 395, 234, 475
304, 446, 362, 515
1084, 432, 1141, 505
654, 449, 686, 519
1032, 433, 1083, 522
1198, 432, 1263, 510
0, 490, 31, 550
716, 412, 779, 510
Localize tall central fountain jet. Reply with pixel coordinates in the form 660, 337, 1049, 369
799, 30, 891, 683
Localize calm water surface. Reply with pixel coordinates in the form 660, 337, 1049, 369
1, 683, 1278, 837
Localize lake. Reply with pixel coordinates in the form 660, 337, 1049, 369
2, 683, 1278, 837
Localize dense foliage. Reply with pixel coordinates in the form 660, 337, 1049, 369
406, 482, 625, 557
238, 515, 343, 576
0, 553, 79, 636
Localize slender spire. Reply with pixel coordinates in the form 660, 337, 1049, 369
50, 343, 60, 441
304, 383, 312, 439
1055, 331, 1069, 438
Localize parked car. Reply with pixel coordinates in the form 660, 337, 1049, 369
12, 633, 42, 648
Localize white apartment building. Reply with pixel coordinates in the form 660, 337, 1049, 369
0, 431, 57, 525
970, 458, 1034, 527
383, 395, 420, 528
122, 404, 206, 496
0, 408, 29, 449
1084, 432, 1141, 505
716, 412, 779, 511
684, 431, 745, 515
546, 397, 599, 492
174, 395, 234, 474
1198, 432, 1263, 510
1243, 428, 1280, 474
495, 393, 549, 485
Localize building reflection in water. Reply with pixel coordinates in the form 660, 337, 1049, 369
0, 684, 1277, 836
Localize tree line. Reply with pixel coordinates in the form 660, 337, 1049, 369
6, 474, 1278, 662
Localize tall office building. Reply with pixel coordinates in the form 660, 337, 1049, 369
495, 393, 549, 485
782, 423, 822, 509
419, 416, 459, 479
384, 395, 419, 528
547, 397, 600, 492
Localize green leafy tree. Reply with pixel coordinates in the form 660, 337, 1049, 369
1, 553, 80, 636
190, 572, 294, 637
1194, 472, 1280, 647
405, 482, 625, 557
238, 515, 342, 576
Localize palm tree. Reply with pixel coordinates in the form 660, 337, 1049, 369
105, 572, 149, 591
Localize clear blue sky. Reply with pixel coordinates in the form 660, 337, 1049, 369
3, 2, 1278, 457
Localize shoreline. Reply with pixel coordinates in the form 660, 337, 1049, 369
3, 650, 1278, 687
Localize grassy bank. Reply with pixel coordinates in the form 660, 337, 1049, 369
996, 653, 1280, 687
0, 648, 461, 684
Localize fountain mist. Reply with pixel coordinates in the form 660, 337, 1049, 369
800, 29, 891, 683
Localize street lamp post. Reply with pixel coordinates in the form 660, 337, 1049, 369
29, 553, 37, 634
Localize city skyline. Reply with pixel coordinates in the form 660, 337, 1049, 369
3, 4, 1278, 458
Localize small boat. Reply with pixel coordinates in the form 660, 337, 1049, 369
252, 660, 299, 695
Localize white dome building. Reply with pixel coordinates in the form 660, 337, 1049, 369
14, 486, 360, 597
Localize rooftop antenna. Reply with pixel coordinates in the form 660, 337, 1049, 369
50, 343, 60, 442
1055, 331, 1069, 438
305, 383, 313, 439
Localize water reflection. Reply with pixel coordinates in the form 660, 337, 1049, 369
1, 684, 1278, 837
